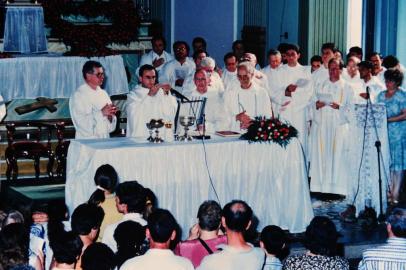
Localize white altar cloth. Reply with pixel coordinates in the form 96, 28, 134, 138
66, 137, 314, 236
0, 55, 129, 101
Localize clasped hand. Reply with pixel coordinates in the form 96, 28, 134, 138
236, 111, 252, 129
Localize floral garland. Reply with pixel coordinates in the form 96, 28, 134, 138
42, 0, 139, 57
240, 117, 298, 147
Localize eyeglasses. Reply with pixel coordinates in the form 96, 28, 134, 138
91, 72, 105, 78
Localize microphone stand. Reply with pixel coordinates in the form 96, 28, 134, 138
366, 86, 385, 222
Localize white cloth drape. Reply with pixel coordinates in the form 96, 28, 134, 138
0, 55, 129, 101
65, 137, 314, 237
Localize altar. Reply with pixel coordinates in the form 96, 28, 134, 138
65, 136, 314, 237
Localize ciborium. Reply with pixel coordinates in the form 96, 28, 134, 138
178, 116, 195, 141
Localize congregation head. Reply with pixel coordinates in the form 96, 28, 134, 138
328, 58, 344, 70
358, 60, 374, 71
71, 203, 104, 236
304, 216, 340, 257
114, 220, 146, 251
384, 69, 404, 87
82, 60, 103, 80
260, 225, 288, 259
222, 200, 253, 232
349, 46, 363, 60
197, 200, 222, 231
88, 164, 118, 205
386, 207, 406, 238
50, 231, 83, 265
81, 242, 115, 270
224, 52, 237, 72
147, 208, 179, 243
115, 181, 147, 214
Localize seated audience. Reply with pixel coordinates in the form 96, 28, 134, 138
113, 221, 146, 269
87, 164, 122, 241
121, 208, 194, 270
175, 200, 227, 267
102, 181, 148, 252
197, 200, 264, 270
81, 243, 115, 270
283, 216, 349, 270
358, 207, 406, 269
49, 231, 83, 270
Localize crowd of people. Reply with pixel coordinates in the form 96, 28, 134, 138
0, 163, 405, 270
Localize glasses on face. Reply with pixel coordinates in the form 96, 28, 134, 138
91, 72, 105, 78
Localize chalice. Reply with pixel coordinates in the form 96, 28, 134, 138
178, 115, 195, 141
150, 119, 164, 143
146, 122, 154, 142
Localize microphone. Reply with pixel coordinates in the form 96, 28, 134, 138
170, 88, 190, 102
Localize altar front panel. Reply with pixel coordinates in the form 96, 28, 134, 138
66, 137, 314, 236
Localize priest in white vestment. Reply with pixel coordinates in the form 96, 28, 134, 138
126, 64, 178, 138
181, 69, 228, 134
139, 36, 174, 74
70, 60, 117, 139
224, 62, 272, 132
342, 56, 363, 94
369, 52, 386, 85
274, 44, 313, 157
262, 49, 283, 114
160, 41, 196, 93
222, 52, 239, 90
355, 61, 385, 103
309, 59, 354, 195
182, 57, 224, 95
311, 43, 337, 95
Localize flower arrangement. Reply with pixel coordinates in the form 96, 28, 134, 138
42, 0, 139, 57
240, 116, 298, 147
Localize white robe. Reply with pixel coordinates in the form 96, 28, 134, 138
262, 65, 283, 114
180, 87, 228, 134
126, 85, 178, 138
309, 79, 354, 195
353, 77, 385, 104
159, 58, 196, 93
276, 64, 314, 157
222, 69, 238, 90
69, 83, 117, 139
139, 50, 174, 73
224, 83, 272, 132
182, 71, 224, 95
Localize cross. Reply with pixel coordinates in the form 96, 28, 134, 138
15, 97, 58, 115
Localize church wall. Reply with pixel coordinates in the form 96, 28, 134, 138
396, 0, 406, 64
173, 0, 235, 67
266, 0, 300, 53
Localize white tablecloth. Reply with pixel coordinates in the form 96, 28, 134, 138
0, 55, 129, 101
66, 137, 314, 236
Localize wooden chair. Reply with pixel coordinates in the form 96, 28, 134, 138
5, 122, 54, 180
54, 122, 71, 178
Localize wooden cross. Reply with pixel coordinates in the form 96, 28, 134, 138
15, 97, 58, 115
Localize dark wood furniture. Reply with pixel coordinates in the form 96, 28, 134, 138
5, 122, 54, 180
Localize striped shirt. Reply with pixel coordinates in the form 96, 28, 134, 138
358, 237, 406, 270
